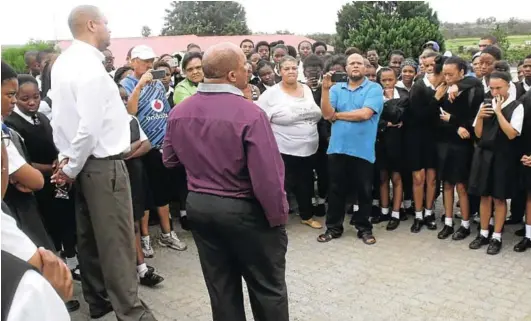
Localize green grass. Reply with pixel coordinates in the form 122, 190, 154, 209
446, 35, 531, 50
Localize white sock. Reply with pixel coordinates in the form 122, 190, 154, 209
65, 256, 78, 270
415, 211, 423, 219
180, 210, 187, 217
425, 209, 433, 217
480, 229, 489, 238
461, 220, 470, 229
141, 236, 150, 243
492, 232, 502, 241
489, 217, 494, 226
381, 207, 389, 215
162, 232, 171, 238
317, 197, 326, 205
372, 199, 379, 206
526, 224, 531, 239
445, 217, 453, 227
353, 204, 359, 212
404, 200, 412, 209
392, 211, 400, 219
137, 263, 148, 278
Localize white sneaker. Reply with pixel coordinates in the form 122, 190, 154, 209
141, 236, 154, 258
158, 231, 187, 251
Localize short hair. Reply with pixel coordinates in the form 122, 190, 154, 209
367, 49, 378, 54
17, 74, 38, 87
154, 61, 171, 71
423, 51, 439, 59
181, 52, 202, 71
444, 56, 468, 73
256, 41, 270, 50
24, 51, 38, 65
518, 60, 524, 67
256, 59, 275, 73
67, 5, 102, 36
126, 47, 134, 59
344, 47, 362, 56
1, 61, 17, 83
114, 66, 132, 83
525, 54, 531, 60
240, 39, 254, 48
389, 50, 405, 59
490, 71, 512, 83
278, 56, 298, 68
481, 35, 498, 44
481, 45, 502, 61
324, 55, 347, 72
187, 43, 201, 51
272, 44, 288, 54
376, 67, 396, 84
494, 60, 511, 73
303, 54, 324, 70
287, 45, 297, 58
37, 49, 54, 64
159, 53, 172, 60
297, 41, 311, 51
312, 41, 327, 53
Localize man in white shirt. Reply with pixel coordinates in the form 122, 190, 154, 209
50, 5, 155, 320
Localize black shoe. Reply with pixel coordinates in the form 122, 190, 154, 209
438, 225, 454, 239
398, 209, 409, 221
515, 227, 525, 237
140, 270, 164, 287
147, 265, 155, 274
424, 215, 437, 230
410, 218, 423, 233
514, 237, 531, 252
90, 303, 113, 319
371, 205, 380, 218
371, 214, 389, 224
404, 206, 415, 216
180, 216, 190, 231
314, 204, 326, 217
487, 238, 502, 255
505, 217, 522, 225
65, 300, 80, 312
386, 217, 400, 231
71, 265, 81, 282
469, 235, 489, 250
452, 226, 471, 241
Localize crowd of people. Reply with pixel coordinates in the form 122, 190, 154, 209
1, 4, 531, 321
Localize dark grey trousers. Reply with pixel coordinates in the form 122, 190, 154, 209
187, 192, 289, 321
76, 159, 155, 321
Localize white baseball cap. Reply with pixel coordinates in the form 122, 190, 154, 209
131, 45, 157, 60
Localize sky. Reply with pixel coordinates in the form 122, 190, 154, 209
1, 0, 531, 45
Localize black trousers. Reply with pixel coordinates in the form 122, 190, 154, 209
315, 140, 329, 199
326, 154, 374, 235
35, 179, 77, 257
187, 192, 289, 321
281, 153, 315, 220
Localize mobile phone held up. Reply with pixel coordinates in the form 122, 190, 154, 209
483, 97, 493, 108
331, 72, 348, 83
151, 69, 166, 80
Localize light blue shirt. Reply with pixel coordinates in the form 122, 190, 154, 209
327, 78, 384, 163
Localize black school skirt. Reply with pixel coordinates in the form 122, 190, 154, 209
404, 127, 437, 172
437, 141, 474, 185
125, 157, 151, 221
522, 163, 531, 192
468, 147, 518, 200
376, 128, 404, 173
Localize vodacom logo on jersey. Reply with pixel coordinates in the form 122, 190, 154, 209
151, 99, 164, 112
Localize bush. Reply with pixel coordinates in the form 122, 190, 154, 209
1, 40, 56, 73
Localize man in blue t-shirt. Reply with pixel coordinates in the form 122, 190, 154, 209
317, 53, 384, 246
121, 45, 187, 256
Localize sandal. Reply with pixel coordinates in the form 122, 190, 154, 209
358, 232, 376, 245
317, 231, 338, 243
301, 219, 323, 229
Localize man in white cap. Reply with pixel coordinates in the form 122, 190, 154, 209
120, 45, 187, 257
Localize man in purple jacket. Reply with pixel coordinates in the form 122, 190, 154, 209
162, 42, 289, 321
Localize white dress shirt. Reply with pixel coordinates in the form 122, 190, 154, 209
4, 127, 27, 175
38, 100, 52, 120
50, 40, 131, 178
472, 96, 524, 134
2, 211, 70, 321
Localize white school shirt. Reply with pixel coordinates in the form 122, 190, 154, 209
4, 127, 27, 175
257, 83, 322, 157
472, 96, 524, 134
1, 211, 70, 321
50, 39, 131, 178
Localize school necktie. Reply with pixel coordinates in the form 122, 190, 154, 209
31, 114, 40, 125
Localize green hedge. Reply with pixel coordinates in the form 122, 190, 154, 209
1, 41, 56, 73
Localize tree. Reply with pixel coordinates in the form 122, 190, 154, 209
141, 25, 152, 37
491, 23, 510, 53
275, 30, 293, 35
161, 1, 250, 36
1, 40, 56, 73
306, 33, 337, 49
335, 1, 440, 52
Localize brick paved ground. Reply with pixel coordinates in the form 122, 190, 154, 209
70, 200, 531, 321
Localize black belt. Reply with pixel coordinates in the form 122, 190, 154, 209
88, 154, 124, 160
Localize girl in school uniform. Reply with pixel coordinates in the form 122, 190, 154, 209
372, 67, 410, 231
468, 71, 524, 255
118, 84, 164, 286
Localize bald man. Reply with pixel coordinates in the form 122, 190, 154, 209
163, 43, 289, 321
50, 5, 156, 321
